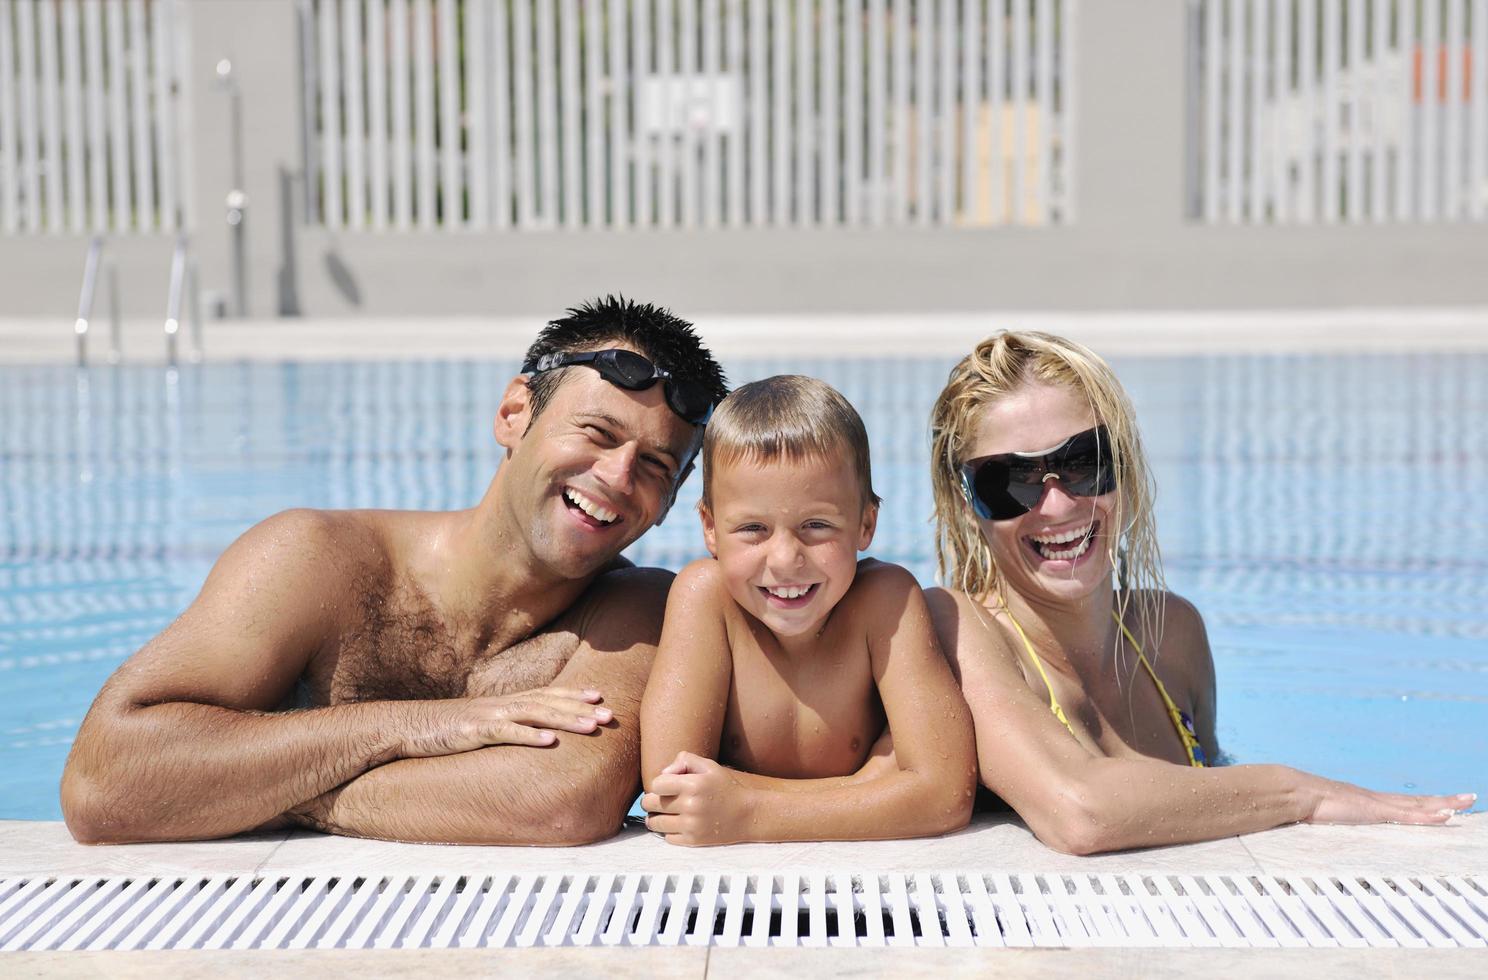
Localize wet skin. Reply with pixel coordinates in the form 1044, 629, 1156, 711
639, 451, 977, 846
61, 354, 703, 846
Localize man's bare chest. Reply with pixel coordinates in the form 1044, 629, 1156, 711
306, 593, 582, 705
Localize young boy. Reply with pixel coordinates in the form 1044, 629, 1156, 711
640, 376, 976, 845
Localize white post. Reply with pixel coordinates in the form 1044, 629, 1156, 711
391, 0, 413, 228
343, 0, 366, 230
319, 0, 343, 228
40, 0, 63, 231
437, 0, 461, 227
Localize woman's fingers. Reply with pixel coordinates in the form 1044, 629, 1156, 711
1383, 791, 1475, 811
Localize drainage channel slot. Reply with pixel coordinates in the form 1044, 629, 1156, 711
1, 872, 1483, 950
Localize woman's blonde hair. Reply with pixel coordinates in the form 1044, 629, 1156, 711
929, 331, 1166, 645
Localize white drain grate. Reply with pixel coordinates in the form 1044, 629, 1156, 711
2, 872, 1486, 951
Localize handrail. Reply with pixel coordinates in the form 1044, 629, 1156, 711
72, 236, 121, 367
162, 233, 203, 366
164, 235, 187, 367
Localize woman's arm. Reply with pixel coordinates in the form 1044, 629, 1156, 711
643, 567, 976, 844
930, 588, 1474, 855
639, 560, 733, 791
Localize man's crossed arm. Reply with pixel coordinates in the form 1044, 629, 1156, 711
60, 511, 662, 846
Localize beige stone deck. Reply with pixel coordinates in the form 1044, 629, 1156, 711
2, 814, 1484, 976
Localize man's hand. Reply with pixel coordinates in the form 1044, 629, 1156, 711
640, 751, 758, 846
397, 687, 614, 759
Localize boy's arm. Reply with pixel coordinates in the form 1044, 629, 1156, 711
643, 566, 976, 844
639, 560, 734, 791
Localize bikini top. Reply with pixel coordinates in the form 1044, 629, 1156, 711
1002, 606, 1207, 768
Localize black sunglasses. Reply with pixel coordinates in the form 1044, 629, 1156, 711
523, 348, 715, 425
959, 425, 1116, 521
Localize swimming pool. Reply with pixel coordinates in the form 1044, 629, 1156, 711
2, 352, 1485, 821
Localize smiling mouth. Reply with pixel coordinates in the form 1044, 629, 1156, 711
1027, 520, 1099, 562
759, 583, 820, 607
563, 486, 620, 526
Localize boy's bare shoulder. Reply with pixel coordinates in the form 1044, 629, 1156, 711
850, 558, 921, 591
669, 557, 732, 608
839, 559, 925, 617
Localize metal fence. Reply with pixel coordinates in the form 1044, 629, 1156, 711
299, 0, 1077, 232
0, 0, 189, 235
1192, 0, 1488, 223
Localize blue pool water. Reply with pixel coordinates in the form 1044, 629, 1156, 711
2, 353, 1486, 820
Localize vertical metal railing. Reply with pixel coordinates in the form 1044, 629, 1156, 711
72, 233, 120, 365
1192, 0, 1488, 224
162, 232, 199, 365
300, 0, 1078, 232
0, 0, 190, 236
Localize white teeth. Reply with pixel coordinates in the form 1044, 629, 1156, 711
1031, 521, 1093, 545
766, 584, 813, 599
564, 488, 618, 524
1031, 520, 1098, 561
1039, 534, 1093, 562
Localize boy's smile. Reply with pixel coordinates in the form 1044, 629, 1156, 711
701, 451, 876, 643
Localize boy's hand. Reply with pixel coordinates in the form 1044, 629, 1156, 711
640, 751, 757, 846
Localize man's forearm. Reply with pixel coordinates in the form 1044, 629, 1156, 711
63, 699, 428, 843
291, 732, 641, 845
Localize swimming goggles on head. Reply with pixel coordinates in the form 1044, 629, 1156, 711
523, 348, 715, 425
959, 425, 1116, 520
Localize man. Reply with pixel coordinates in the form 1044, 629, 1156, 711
60, 297, 729, 845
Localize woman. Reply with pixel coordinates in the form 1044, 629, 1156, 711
925, 331, 1474, 855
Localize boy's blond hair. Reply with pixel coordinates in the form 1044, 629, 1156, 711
928, 331, 1166, 651
702, 375, 880, 511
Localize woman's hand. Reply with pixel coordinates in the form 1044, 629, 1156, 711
640, 751, 759, 846
1299, 771, 1475, 825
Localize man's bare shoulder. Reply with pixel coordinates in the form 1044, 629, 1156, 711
219, 508, 386, 594
564, 562, 680, 652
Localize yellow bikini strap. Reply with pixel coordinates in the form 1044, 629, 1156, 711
1003, 607, 1077, 738
1112, 613, 1207, 767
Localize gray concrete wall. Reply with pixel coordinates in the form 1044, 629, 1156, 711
2, 0, 1485, 325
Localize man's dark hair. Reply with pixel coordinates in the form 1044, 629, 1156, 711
521, 295, 729, 424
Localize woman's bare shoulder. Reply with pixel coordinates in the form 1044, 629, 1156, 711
923, 587, 1023, 680
1127, 589, 1215, 689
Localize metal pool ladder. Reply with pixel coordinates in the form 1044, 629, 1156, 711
3, 871, 1487, 951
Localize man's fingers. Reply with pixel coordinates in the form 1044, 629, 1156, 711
478, 723, 556, 748
535, 687, 604, 704
496, 699, 606, 734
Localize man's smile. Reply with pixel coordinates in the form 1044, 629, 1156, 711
562, 486, 621, 527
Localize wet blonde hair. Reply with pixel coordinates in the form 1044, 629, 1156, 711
702, 375, 880, 511
929, 331, 1165, 646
